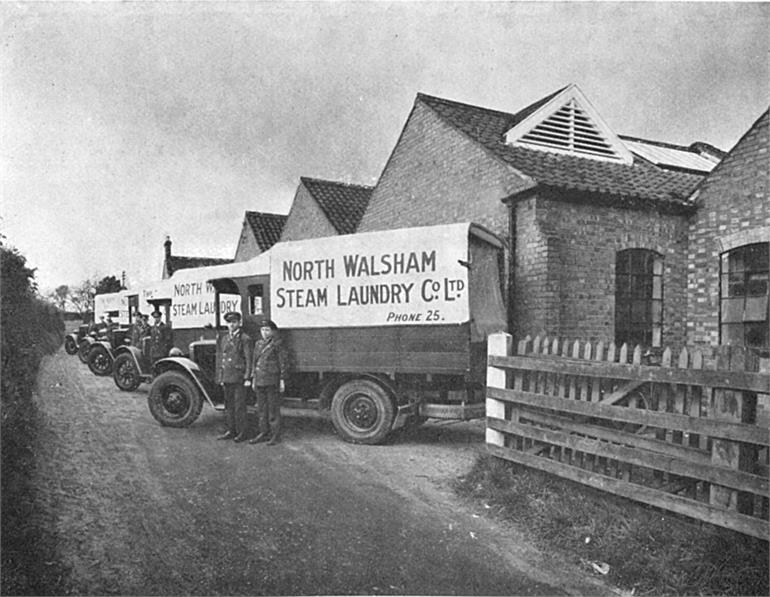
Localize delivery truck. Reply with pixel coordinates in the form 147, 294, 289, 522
146, 222, 507, 444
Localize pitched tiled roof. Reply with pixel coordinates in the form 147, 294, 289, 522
244, 211, 287, 251
418, 92, 705, 206
300, 177, 374, 234
167, 255, 233, 276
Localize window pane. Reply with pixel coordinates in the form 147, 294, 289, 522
721, 297, 745, 323
631, 300, 650, 323
652, 325, 662, 347
745, 322, 769, 350
721, 323, 745, 346
747, 272, 768, 296
651, 300, 662, 324
652, 275, 662, 299
744, 295, 768, 322
653, 258, 663, 276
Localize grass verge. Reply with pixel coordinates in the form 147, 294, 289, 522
454, 453, 768, 596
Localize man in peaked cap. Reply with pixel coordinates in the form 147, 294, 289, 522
149, 310, 172, 362
215, 311, 253, 442
249, 318, 289, 446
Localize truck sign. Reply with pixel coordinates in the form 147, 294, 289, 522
269, 223, 470, 328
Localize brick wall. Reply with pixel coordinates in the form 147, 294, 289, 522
686, 110, 770, 351
233, 220, 260, 262
358, 101, 531, 239
512, 194, 690, 348
279, 183, 338, 242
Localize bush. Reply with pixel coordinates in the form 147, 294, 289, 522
1, 243, 68, 594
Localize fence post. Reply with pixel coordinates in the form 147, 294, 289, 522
710, 345, 759, 513
486, 332, 512, 447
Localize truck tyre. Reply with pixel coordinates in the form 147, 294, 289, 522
330, 379, 395, 445
77, 341, 92, 363
64, 336, 78, 355
113, 353, 142, 392
148, 371, 204, 428
88, 345, 113, 376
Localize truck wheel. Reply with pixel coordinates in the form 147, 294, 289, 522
330, 379, 395, 445
64, 336, 78, 355
113, 354, 142, 392
148, 371, 203, 428
77, 341, 92, 363
88, 345, 113, 376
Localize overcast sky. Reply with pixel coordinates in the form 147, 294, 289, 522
2, 2, 768, 293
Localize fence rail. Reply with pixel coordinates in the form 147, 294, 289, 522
485, 333, 770, 540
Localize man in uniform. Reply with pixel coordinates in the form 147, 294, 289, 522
216, 311, 253, 442
250, 318, 289, 446
131, 311, 148, 349
148, 310, 172, 362
103, 313, 116, 344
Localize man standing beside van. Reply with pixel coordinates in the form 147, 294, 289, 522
250, 319, 289, 446
216, 311, 253, 443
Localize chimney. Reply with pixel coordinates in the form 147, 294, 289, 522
164, 236, 172, 260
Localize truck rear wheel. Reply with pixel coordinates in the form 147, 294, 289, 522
114, 353, 142, 392
330, 379, 395, 445
64, 336, 78, 355
88, 345, 113, 376
148, 371, 203, 428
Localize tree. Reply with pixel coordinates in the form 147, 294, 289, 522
94, 275, 124, 295
49, 285, 70, 310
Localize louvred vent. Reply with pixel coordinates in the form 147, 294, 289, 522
518, 99, 624, 162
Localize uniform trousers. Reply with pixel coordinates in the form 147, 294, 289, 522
255, 384, 282, 440
223, 382, 248, 436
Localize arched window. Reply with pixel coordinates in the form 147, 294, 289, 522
720, 242, 769, 355
615, 249, 663, 347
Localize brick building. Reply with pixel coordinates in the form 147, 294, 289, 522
685, 109, 769, 355
358, 84, 760, 351
279, 177, 373, 242
233, 211, 287, 263
162, 236, 232, 279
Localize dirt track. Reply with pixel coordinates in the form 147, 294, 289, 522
23, 348, 611, 595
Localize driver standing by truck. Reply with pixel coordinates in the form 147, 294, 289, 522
216, 311, 253, 443
149, 310, 172, 362
249, 318, 289, 446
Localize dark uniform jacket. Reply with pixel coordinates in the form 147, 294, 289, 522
131, 321, 148, 348
251, 336, 289, 387
216, 329, 253, 384
149, 322, 173, 361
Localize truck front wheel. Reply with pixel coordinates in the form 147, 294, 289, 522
148, 371, 204, 428
330, 379, 395, 445
114, 353, 142, 392
64, 336, 78, 355
88, 345, 113, 376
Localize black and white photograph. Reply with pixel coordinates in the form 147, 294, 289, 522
1, 2, 768, 595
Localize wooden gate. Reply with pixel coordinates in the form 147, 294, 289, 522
485, 333, 770, 540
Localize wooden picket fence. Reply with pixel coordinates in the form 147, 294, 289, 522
485, 333, 770, 540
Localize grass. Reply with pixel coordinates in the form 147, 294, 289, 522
454, 453, 768, 596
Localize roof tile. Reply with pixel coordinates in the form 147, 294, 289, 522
300, 177, 374, 234
245, 211, 288, 251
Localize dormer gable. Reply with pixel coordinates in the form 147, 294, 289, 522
505, 84, 634, 165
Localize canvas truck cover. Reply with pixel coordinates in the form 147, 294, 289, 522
268, 222, 504, 330
140, 263, 249, 330
94, 291, 130, 324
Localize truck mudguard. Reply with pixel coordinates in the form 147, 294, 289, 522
113, 344, 150, 376
151, 357, 220, 410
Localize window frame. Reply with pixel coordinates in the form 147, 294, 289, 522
614, 248, 664, 348
719, 242, 769, 356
